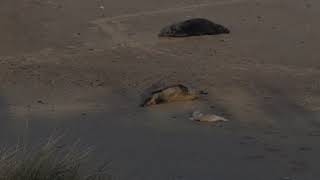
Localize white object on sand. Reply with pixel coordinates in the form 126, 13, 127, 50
190, 111, 228, 123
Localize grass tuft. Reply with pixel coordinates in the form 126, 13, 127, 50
0, 136, 111, 180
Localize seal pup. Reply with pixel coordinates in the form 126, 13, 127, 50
159, 18, 230, 37
141, 84, 198, 107
190, 111, 229, 123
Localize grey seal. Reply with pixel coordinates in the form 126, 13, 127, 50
159, 18, 230, 37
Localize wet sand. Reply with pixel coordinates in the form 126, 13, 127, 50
1, 0, 320, 179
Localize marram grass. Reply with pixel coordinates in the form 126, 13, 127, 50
0, 136, 110, 180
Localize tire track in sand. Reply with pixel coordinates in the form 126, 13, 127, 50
93, 0, 256, 55
96, 0, 255, 22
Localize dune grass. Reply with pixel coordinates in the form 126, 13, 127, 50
0, 136, 110, 180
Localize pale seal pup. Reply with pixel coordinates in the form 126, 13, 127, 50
190, 111, 229, 123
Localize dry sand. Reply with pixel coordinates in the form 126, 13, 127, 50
1, 0, 320, 179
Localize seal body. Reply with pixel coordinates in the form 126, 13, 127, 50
159, 18, 230, 37
190, 111, 228, 123
141, 84, 198, 107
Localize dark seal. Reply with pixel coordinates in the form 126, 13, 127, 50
159, 18, 230, 37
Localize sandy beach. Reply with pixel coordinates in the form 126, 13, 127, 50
1, 0, 320, 179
